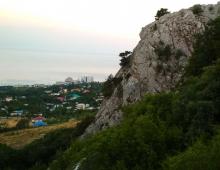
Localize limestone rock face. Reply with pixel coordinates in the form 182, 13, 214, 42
83, 2, 220, 136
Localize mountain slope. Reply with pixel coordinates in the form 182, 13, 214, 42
48, 14, 220, 169
84, 2, 220, 136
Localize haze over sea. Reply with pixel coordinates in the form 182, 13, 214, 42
0, 48, 122, 85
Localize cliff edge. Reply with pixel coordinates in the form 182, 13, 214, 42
83, 2, 220, 136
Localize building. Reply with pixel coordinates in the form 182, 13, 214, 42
81, 76, 94, 83
55, 81, 66, 85
68, 93, 80, 100
32, 116, 47, 127
10, 110, 23, 116
76, 103, 86, 110
5, 97, 13, 102
32, 84, 47, 88
66, 106, 72, 110
57, 96, 65, 102
65, 77, 74, 83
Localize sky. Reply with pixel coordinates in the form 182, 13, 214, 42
0, 0, 219, 84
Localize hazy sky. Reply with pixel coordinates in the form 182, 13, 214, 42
0, 0, 219, 84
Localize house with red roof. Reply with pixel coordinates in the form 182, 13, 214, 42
32, 116, 47, 127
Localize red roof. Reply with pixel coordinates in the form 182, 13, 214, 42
33, 116, 45, 121
57, 96, 65, 102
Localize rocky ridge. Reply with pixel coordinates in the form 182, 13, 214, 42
83, 2, 220, 136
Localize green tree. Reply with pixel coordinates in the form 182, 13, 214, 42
155, 8, 170, 20
119, 51, 132, 67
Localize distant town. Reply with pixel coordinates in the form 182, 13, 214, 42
0, 76, 103, 129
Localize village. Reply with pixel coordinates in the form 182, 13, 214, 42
0, 76, 103, 129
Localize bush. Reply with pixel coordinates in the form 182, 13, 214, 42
208, 5, 214, 11
119, 51, 132, 67
0, 116, 94, 170
175, 49, 186, 60
191, 5, 203, 15
102, 75, 122, 98
163, 134, 220, 170
155, 63, 163, 73
16, 118, 30, 129
155, 44, 172, 62
153, 24, 157, 31
155, 8, 170, 20
186, 17, 220, 76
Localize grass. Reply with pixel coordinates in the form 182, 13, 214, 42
0, 117, 22, 128
0, 119, 79, 149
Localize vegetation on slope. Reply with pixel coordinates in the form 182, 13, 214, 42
0, 116, 94, 170
48, 17, 220, 170
0, 119, 79, 149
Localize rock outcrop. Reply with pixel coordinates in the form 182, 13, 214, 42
83, 2, 220, 136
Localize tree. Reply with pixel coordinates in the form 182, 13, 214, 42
102, 75, 114, 98
191, 4, 203, 15
16, 118, 30, 129
155, 8, 170, 20
119, 51, 132, 67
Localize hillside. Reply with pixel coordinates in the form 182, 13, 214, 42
48, 10, 220, 169
0, 119, 79, 149
0, 116, 94, 170
84, 2, 220, 136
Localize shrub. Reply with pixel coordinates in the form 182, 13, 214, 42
155, 45, 172, 62
119, 51, 132, 67
208, 5, 214, 11
153, 24, 157, 31
16, 118, 30, 129
191, 5, 203, 15
0, 116, 94, 170
156, 63, 163, 73
175, 49, 186, 60
155, 8, 170, 20
102, 75, 123, 98
163, 134, 220, 170
185, 17, 220, 76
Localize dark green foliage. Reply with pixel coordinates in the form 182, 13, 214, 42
186, 17, 220, 76
175, 49, 186, 60
102, 74, 114, 98
191, 4, 204, 15
153, 24, 157, 31
155, 45, 172, 62
0, 144, 17, 169
163, 133, 220, 170
156, 63, 163, 74
0, 116, 94, 170
16, 118, 30, 129
119, 51, 132, 67
50, 58, 220, 170
155, 8, 170, 20
49, 93, 184, 170
102, 74, 123, 98
208, 5, 214, 11
0, 82, 102, 121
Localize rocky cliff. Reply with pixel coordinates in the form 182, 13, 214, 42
83, 2, 220, 136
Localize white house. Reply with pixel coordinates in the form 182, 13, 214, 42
76, 103, 86, 110
5, 97, 13, 102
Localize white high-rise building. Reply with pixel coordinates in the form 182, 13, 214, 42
81, 76, 94, 83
